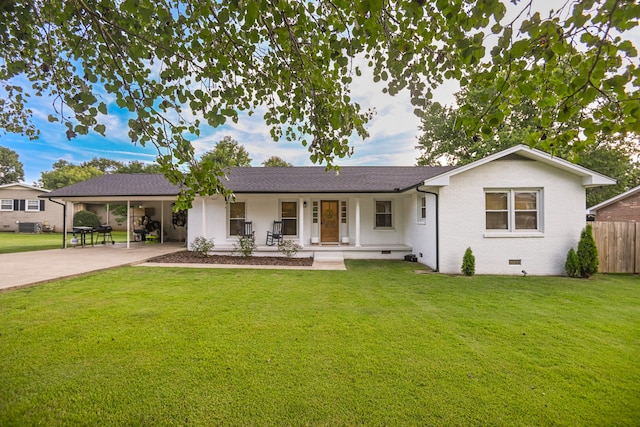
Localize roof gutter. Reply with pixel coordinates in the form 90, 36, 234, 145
416, 185, 439, 272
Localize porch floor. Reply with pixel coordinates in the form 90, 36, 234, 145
210, 243, 413, 260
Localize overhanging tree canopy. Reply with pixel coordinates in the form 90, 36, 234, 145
1, 0, 638, 208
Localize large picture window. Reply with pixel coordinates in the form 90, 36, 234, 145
281, 201, 297, 235
375, 200, 393, 228
486, 190, 540, 232
229, 202, 246, 236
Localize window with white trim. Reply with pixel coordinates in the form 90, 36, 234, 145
485, 190, 540, 232
229, 202, 246, 236
375, 200, 393, 228
26, 200, 41, 212
281, 201, 297, 235
418, 196, 426, 222
0, 199, 13, 211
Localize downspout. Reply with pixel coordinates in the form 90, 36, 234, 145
47, 198, 67, 249
416, 186, 439, 272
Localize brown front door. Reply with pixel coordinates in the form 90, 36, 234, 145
321, 200, 339, 243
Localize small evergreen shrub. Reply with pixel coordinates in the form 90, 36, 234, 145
73, 210, 101, 228
191, 236, 215, 258
234, 236, 256, 258
461, 247, 475, 276
278, 240, 302, 258
577, 224, 599, 278
564, 247, 579, 278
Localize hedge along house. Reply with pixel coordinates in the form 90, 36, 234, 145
188, 145, 615, 275
44, 145, 614, 274
43, 174, 187, 248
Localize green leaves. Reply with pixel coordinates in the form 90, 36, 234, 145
1, 0, 638, 208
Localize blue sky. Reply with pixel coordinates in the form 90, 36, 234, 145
1, 65, 458, 185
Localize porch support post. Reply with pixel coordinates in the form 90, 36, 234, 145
126, 200, 131, 249
298, 197, 305, 248
355, 197, 361, 247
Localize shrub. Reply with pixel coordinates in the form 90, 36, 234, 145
234, 236, 256, 258
564, 247, 579, 278
191, 236, 215, 258
73, 210, 101, 228
577, 224, 599, 278
110, 204, 128, 224
278, 240, 302, 258
461, 247, 475, 276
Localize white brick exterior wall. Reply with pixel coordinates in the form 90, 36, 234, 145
436, 159, 586, 275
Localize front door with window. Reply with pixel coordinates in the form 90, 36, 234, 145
321, 200, 339, 243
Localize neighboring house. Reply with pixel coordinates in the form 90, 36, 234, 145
0, 183, 67, 232
44, 145, 615, 275
587, 185, 640, 222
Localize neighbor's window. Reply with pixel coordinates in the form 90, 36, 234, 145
26, 200, 40, 212
485, 190, 540, 232
281, 201, 297, 235
0, 199, 12, 211
229, 202, 246, 236
375, 200, 393, 228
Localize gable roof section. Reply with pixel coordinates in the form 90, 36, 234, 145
588, 185, 640, 213
224, 166, 458, 193
43, 174, 182, 198
0, 183, 50, 192
421, 144, 617, 187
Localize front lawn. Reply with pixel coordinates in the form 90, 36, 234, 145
0, 231, 129, 254
0, 261, 638, 425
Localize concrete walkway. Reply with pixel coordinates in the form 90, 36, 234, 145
0, 243, 185, 291
0, 244, 347, 291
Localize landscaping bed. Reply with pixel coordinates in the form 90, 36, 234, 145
148, 250, 314, 266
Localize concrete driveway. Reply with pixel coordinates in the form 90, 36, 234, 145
0, 243, 185, 291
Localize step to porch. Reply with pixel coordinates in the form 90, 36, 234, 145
311, 251, 347, 270
313, 251, 344, 262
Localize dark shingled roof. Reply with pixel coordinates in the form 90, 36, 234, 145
43, 174, 182, 198
43, 166, 460, 198
224, 166, 459, 193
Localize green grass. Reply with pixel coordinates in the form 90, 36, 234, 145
0, 231, 129, 254
0, 261, 638, 425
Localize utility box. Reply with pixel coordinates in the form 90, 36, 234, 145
17, 222, 42, 233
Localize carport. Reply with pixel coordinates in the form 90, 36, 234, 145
41, 174, 185, 249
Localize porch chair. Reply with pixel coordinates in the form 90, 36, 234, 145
266, 221, 283, 246
239, 221, 255, 239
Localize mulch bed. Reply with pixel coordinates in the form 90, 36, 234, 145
148, 250, 314, 266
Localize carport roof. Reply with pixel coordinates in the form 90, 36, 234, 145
43, 174, 182, 198
42, 166, 459, 198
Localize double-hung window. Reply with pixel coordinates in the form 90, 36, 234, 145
0, 199, 12, 211
375, 200, 393, 228
418, 196, 426, 222
26, 200, 41, 212
485, 190, 541, 232
229, 202, 246, 236
281, 201, 297, 235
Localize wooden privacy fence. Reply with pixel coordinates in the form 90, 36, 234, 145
592, 221, 640, 274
